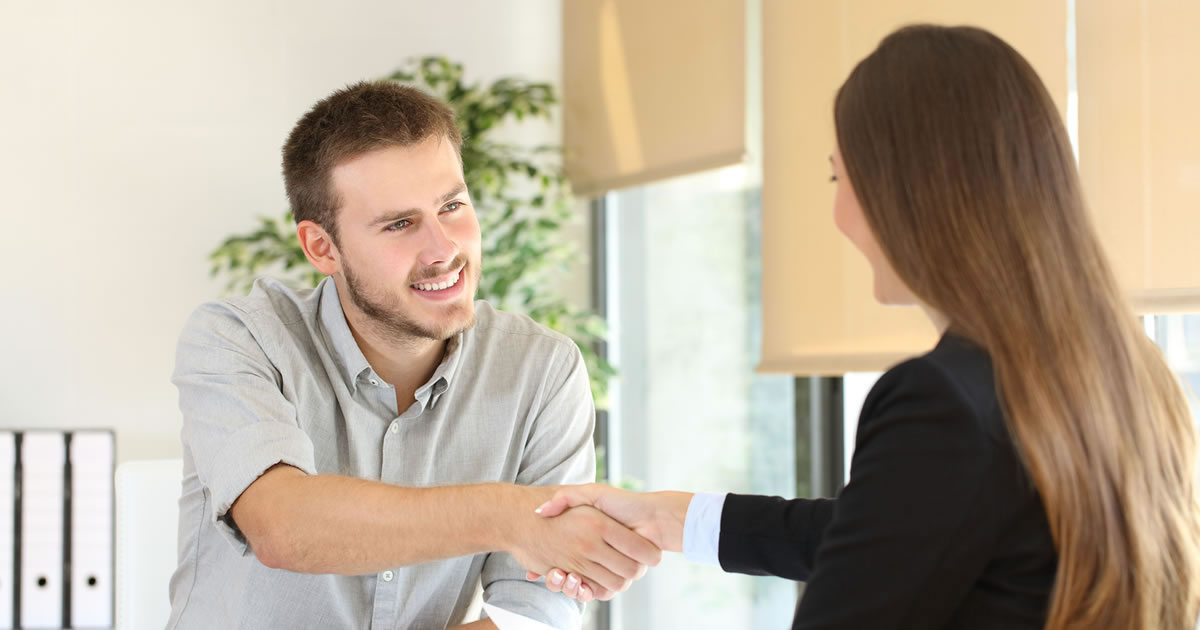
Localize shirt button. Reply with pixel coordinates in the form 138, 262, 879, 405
369, 378, 379, 386
390, 422, 399, 434
381, 570, 394, 582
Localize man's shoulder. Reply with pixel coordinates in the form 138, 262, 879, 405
469, 301, 577, 354
180, 277, 324, 352
194, 277, 320, 324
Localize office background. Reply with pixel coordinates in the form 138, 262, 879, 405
2, 1, 1198, 629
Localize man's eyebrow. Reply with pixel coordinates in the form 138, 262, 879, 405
370, 184, 469, 226
438, 183, 468, 204
370, 208, 422, 227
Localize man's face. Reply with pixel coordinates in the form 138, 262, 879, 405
329, 136, 482, 343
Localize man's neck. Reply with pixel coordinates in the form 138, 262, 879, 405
339, 301, 447, 407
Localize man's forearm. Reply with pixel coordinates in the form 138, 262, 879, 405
234, 465, 547, 575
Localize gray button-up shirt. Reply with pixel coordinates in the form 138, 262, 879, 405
167, 277, 593, 629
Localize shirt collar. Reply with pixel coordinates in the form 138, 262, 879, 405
318, 277, 467, 404
318, 278, 374, 392
416, 336, 463, 410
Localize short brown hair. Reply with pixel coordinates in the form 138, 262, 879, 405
282, 80, 462, 241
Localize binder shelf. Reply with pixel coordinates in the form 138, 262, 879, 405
1, 430, 114, 630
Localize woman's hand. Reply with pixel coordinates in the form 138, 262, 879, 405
526, 484, 693, 602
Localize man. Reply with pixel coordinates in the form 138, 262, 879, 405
168, 81, 658, 629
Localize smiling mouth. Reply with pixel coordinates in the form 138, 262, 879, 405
410, 265, 465, 292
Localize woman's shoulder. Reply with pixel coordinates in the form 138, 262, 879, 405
866, 333, 1008, 443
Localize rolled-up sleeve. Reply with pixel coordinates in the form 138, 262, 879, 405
172, 302, 317, 554
480, 341, 595, 628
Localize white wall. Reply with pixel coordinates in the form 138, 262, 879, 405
0, 0, 581, 463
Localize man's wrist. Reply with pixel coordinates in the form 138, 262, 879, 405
486, 483, 556, 554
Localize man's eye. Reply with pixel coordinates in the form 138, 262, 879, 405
386, 219, 411, 232
442, 201, 463, 213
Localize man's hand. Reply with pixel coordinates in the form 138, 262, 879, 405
502, 485, 663, 601
525, 484, 693, 602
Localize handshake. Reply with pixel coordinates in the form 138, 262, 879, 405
506, 484, 695, 603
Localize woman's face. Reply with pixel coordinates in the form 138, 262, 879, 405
831, 145, 916, 306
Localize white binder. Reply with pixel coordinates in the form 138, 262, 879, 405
19, 431, 64, 629
0, 432, 14, 629
69, 431, 113, 628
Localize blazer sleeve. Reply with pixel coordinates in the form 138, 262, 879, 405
718, 494, 836, 580
721, 356, 1003, 628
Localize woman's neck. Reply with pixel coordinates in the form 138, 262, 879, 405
919, 302, 951, 335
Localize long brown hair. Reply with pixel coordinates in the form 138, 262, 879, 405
835, 25, 1200, 629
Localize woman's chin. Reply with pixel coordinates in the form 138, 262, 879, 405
873, 283, 917, 307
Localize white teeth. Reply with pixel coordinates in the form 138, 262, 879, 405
413, 270, 461, 292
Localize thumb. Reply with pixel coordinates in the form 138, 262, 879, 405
534, 484, 599, 518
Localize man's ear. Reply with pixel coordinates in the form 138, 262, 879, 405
297, 220, 340, 276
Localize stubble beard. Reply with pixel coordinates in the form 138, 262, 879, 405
341, 254, 478, 346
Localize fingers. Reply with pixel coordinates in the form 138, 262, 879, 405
587, 582, 614, 601
535, 567, 612, 604
564, 573, 581, 597
543, 569, 568, 592
537, 568, 610, 603
534, 495, 571, 518
535, 483, 601, 518
602, 520, 663, 568
565, 574, 597, 603
522, 503, 658, 597
575, 555, 628, 594
583, 531, 647, 586
569, 507, 656, 582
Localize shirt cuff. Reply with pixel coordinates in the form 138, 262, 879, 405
682, 492, 727, 567
481, 552, 582, 629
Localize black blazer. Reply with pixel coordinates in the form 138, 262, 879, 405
720, 334, 1057, 629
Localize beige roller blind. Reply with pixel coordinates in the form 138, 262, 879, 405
563, 0, 746, 197
759, 1, 1068, 374
1078, 0, 1200, 314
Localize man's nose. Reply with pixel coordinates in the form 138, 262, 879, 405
416, 218, 459, 268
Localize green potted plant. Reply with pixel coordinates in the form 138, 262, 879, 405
209, 57, 615, 407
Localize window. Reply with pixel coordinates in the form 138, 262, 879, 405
1145, 314, 1200, 417
597, 166, 797, 629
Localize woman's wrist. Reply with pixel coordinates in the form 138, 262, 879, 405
653, 491, 694, 553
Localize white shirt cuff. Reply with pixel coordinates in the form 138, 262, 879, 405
682, 492, 726, 567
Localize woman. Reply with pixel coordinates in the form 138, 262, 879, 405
530, 24, 1200, 629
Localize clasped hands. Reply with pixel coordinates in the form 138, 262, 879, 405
510, 484, 692, 603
